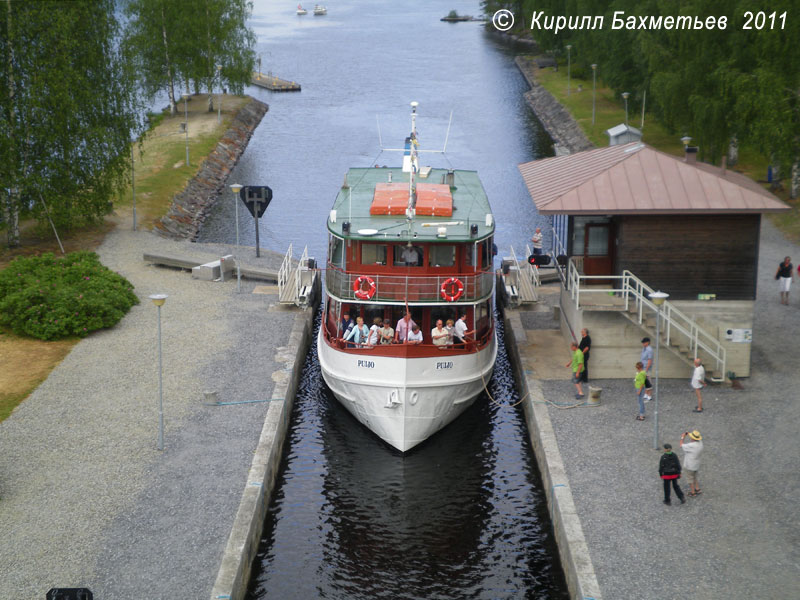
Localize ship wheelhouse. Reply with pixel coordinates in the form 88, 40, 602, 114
321, 166, 496, 358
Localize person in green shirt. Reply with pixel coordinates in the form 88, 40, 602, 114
634, 361, 646, 420
564, 342, 584, 399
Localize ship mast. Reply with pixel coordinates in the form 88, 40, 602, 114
405, 101, 419, 232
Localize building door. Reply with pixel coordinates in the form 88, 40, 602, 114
583, 223, 614, 276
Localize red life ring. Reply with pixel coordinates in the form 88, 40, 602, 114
440, 277, 464, 302
353, 275, 377, 300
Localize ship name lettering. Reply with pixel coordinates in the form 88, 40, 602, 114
436, 361, 454, 370
357, 360, 375, 369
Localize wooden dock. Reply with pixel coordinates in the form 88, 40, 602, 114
251, 72, 301, 92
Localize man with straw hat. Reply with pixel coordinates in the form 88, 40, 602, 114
680, 430, 704, 497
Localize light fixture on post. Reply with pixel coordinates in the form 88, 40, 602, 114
622, 92, 630, 126
566, 45, 572, 97
591, 63, 598, 125
649, 290, 669, 450
149, 293, 168, 451
681, 135, 692, 147
184, 88, 190, 166
217, 64, 223, 123
131, 137, 137, 231
230, 183, 243, 292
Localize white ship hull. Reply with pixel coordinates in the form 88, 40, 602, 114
318, 328, 497, 452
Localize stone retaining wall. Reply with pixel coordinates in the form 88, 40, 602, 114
154, 97, 268, 240
514, 56, 593, 155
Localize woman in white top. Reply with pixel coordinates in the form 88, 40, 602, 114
366, 317, 382, 346
343, 316, 369, 347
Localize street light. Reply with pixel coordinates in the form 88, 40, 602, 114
622, 92, 630, 126
649, 290, 669, 450
591, 63, 598, 125
230, 183, 243, 292
184, 88, 190, 166
149, 293, 168, 451
131, 138, 137, 231
217, 64, 222, 123
566, 45, 572, 97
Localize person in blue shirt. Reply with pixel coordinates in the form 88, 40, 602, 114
640, 337, 654, 401
343, 316, 369, 347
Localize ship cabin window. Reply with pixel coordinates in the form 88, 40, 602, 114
480, 237, 494, 270
329, 235, 345, 269
429, 244, 456, 267
363, 304, 385, 329
394, 244, 423, 267
361, 243, 387, 266
328, 298, 341, 335
431, 306, 458, 332
391, 305, 424, 337
476, 299, 491, 337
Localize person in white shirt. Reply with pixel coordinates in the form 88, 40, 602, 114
691, 358, 706, 412
680, 430, 704, 496
431, 319, 448, 346
401, 243, 419, 266
406, 324, 423, 344
531, 227, 543, 255
366, 317, 382, 346
453, 313, 473, 345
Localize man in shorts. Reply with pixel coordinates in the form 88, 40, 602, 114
680, 430, 704, 497
565, 342, 584, 399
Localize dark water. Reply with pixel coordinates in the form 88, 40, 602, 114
197, 0, 553, 260
198, 1, 567, 597
246, 311, 568, 599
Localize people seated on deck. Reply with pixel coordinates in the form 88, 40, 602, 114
366, 317, 382, 346
379, 318, 394, 345
341, 313, 355, 338
343, 316, 369, 347
445, 319, 455, 345
394, 311, 417, 343
453, 313, 474, 345
431, 319, 448, 347
406, 324, 423, 345
400, 242, 420, 266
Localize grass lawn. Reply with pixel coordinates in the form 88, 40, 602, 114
528, 59, 797, 239
0, 94, 251, 422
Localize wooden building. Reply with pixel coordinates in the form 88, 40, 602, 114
518, 142, 789, 379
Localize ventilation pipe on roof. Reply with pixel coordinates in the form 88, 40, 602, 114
721, 156, 727, 175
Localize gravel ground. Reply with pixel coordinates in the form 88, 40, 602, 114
0, 229, 298, 599
534, 218, 800, 599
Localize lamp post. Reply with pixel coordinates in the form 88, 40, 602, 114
131, 139, 137, 231
149, 293, 168, 451
217, 64, 222, 123
566, 45, 572, 97
649, 291, 669, 450
622, 92, 630, 126
230, 183, 243, 292
591, 63, 598, 125
184, 89, 190, 166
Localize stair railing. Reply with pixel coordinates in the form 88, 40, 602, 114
278, 243, 293, 300
509, 245, 537, 302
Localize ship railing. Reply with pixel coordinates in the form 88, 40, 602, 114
322, 322, 494, 356
325, 264, 495, 303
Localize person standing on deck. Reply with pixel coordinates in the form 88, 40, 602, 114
453, 313, 474, 345
579, 328, 591, 383
531, 227, 543, 255
640, 337, 654, 401
394, 311, 416, 343
776, 256, 793, 305
565, 342, 584, 399
691, 358, 706, 413
680, 430, 704, 497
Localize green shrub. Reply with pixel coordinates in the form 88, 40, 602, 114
0, 251, 139, 340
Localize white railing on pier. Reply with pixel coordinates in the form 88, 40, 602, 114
524, 244, 542, 290
295, 245, 309, 302
550, 226, 569, 286
278, 243, 293, 302
508, 245, 537, 302
566, 260, 726, 378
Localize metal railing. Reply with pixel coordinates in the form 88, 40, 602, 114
508, 245, 537, 302
295, 245, 309, 301
278, 243, 293, 302
325, 264, 495, 303
524, 244, 542, 290
565, 261, 726, 376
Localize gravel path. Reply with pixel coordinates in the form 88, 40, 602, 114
0, 228, 298, 599
535, 218, 800, 599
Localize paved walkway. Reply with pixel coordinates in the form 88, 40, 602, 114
0, 229, 297, 599
529, 218, 800, 599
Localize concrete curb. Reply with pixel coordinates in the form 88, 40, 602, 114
209, 303, 316, 600
502, 307, 602, 600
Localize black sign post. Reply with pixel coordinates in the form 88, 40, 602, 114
239, 186, 273, 257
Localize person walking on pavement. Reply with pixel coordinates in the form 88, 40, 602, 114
565, 342, 585, 399
579, 328, 591, 383
691, 358, 706, 412
680, 430, 704, 497
659, 443, 686, 505
640, 337, 654, 401
775, 256, 793, 305
634, 361, 647, 420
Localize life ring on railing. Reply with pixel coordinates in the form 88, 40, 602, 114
353, 275, 377, 300
440, 277, 464, 302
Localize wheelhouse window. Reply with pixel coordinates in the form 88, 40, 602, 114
480, 237, 493, 270
429, 244, 456, 267
329, 235, 344, 269
361, 243, 387, 265
394, 244, 423, 266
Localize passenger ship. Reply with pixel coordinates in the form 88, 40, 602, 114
318, 103, 497, 452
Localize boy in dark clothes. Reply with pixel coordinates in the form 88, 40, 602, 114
658, 443, 686, 505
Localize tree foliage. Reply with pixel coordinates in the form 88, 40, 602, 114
0, 0, 143, 245
123, 0, 257, 114
494, 0, 799, 181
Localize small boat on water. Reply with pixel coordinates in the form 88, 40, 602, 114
296, 4, 307, 15
313, 5, 327, 15
318, 102, 497, 452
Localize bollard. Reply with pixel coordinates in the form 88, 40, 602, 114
204, 391, 218, 404
587, 386, 602, 406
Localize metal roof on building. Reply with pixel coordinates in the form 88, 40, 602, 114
518, 142, 789, 215
328, 167, 493, 241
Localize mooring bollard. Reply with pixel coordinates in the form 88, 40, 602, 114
204, 390, 218, 404
587, 386, 602, 406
